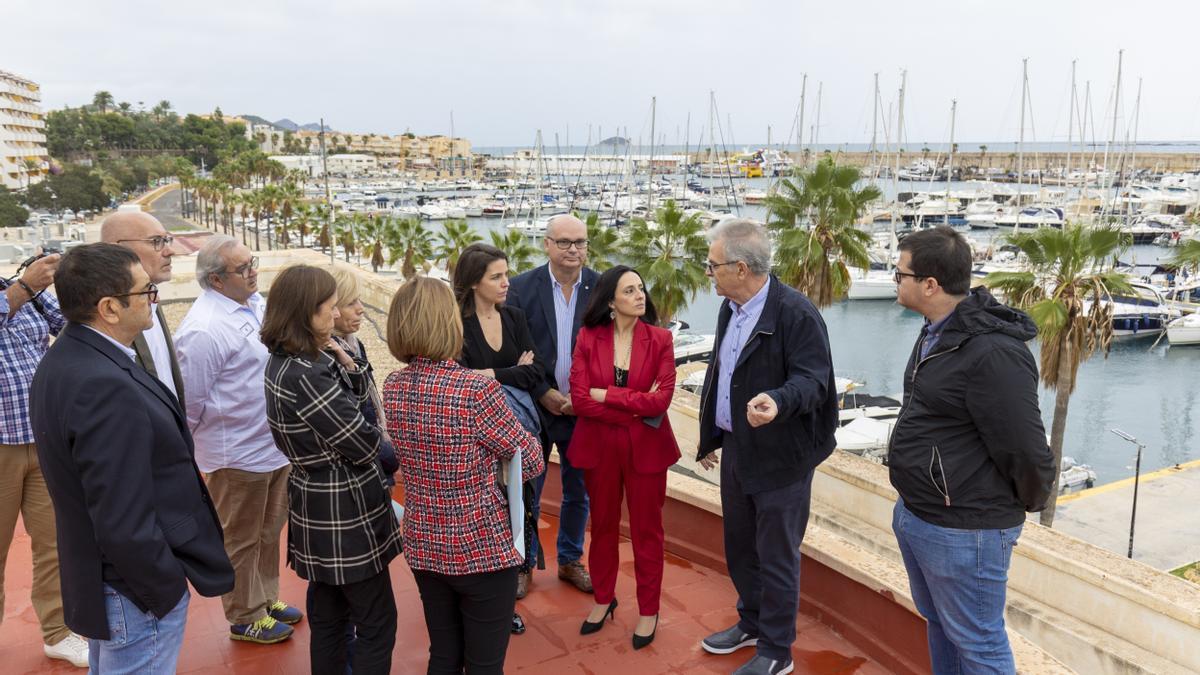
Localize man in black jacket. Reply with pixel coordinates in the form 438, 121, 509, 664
889, 227, 1055, 674
29, 244, 234, 672
696, 219, 838, 675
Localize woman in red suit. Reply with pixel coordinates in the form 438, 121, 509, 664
569, 265, 680, 650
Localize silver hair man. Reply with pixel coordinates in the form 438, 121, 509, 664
195, 235, 241, 290
707, 218, 772, 276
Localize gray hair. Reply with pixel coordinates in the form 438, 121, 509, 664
707, 218, 771, 276
196, 235, 240, 289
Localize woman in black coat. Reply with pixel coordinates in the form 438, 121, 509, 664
453, 243, 545, 634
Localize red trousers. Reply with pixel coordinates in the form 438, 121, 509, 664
582, 440, 668, 616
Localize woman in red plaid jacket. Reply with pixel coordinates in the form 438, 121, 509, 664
382, 277, 544, 675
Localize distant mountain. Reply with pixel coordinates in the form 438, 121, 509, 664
273, 118, 300, 131
239, 114, 273, 127
299, 122, 324, 132
598, 136, 630, 147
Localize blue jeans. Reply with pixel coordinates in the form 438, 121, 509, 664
892, 500, 1022, 675
530, 436, 589, 566
89, 584, 189, 674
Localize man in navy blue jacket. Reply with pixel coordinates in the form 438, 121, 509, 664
696, 219, 838, 675
507, 214, 599, 596
30, 244, 234, 672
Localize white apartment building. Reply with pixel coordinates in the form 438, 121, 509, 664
0, 70, 49, 190
268, 153, 378, 177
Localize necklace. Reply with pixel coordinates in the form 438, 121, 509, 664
614, 327, 633, 370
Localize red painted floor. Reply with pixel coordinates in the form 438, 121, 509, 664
1, 513, 887, 674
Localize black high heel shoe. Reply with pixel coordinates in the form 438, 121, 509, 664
511, 612, 526, 635
632, 614, 658, 650
579, 599, 618, 635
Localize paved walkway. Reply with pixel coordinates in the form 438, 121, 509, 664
1054, 458, 1200, 570
0, 506, 886, 674
144, 186, 195, 232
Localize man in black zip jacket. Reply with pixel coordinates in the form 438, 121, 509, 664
889, 226, 1055, 675
695, 219, 838, 675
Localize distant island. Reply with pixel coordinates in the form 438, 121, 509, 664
597, 136, 630, 147
239, 114, 326, 132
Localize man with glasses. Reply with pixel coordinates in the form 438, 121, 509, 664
100, 211, 186, 405
695, 219, 838, 675
29, 244, 234, 673
507, 214, 597, 597
0, 250, 92, 667
889, 226, 1054, 674
174, 235, 298, 645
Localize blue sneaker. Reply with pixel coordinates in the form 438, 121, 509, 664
230, 615, 293, 644
267, 600, 304, 625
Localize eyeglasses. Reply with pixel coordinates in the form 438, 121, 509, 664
116, 235, 174, 251
893, 270, 929, 284
704, 259, 741, 273
548, 238, 588, 250
112, 283, 159, 305
222, 256, 259, 279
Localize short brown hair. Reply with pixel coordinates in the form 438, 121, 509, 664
387, 276, 463, 363
260, 265, 338, 357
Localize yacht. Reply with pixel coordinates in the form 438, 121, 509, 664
994, 205, 1065, 229
1166, 313, 1200, 346
847, 266, 898, 300
1084, 282, 1176, 340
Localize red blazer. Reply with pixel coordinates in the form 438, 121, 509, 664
568, 320, 681, 473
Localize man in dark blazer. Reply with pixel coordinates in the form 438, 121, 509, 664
29, 244, 234, 673
695, 220, 838, 675
101, 211, 187, 408
507, 214, 599, 596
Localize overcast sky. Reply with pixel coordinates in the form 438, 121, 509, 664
6, 0, 1199, 148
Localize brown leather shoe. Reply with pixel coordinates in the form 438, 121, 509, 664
558, 560, 594, 593
516, 571, 531, 599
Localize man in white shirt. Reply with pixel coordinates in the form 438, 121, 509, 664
99, 212, 186, 404
174, 235, 299, 645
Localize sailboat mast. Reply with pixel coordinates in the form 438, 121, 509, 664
708, 91, 715, 211
946, 99, 956, 217
870, 73, 879, 172
649, 96, 657, 210
815, 82, 823, 148
1016, 58, 1027, 232
1066, 60, 1075, 193
1102, 49, 1124, 215
798, 74, 807, 166
892, 71, 906, 237
1128, 77, 1143, 227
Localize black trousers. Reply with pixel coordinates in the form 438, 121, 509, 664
413, 566, 519, 675
720, 432, 816, 662
308, 569, 397, 675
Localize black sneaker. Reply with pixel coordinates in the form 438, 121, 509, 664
701, 624, 758, 654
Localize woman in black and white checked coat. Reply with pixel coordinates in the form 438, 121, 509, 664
261, 265, 401, 675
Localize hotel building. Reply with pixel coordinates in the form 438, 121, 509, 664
0, 69, 49, 190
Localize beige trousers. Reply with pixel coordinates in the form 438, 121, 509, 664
0, 443, 68, 644
206, 465, 291, 625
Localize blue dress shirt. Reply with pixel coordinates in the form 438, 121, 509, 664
715, 278, 771, 432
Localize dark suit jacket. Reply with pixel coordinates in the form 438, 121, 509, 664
568, 321, 681, 473
507, 264, 600, 441
29, 323, 233, 639
697, 277, 839, 494
132, 303, 186, 411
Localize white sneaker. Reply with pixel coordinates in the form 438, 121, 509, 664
44, 632, 89, 668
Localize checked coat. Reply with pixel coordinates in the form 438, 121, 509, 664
383, 358, 544, 576
264, 349, 402, 585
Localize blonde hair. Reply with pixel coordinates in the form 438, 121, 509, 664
329, 266, 362, 307
387, 276, 463, 363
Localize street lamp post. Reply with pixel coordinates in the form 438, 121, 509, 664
1109, 428, 1145, 559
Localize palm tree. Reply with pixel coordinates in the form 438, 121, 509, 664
489, 229, 540, 274
385, 218, 434, 279
1167, 238, 1200, 274
434, 219, 482, 277
333, 213, 358, 263
984, 225, 1132, 527
763, 157, 881, 307
581, 211, 620, 272
621, 200, 708, 326
92, 91, 114, 114
358, 215, 393, 273
292, 203, 316, 249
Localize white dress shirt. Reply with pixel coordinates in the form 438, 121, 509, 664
175, 289, 287, 473
143, 304, 178, 398
84, 325, 137, 361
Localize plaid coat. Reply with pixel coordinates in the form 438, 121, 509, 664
264, 349, 401, 585
383, 358, 544, 576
